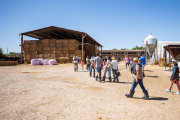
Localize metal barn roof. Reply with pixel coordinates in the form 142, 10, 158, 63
21, 26, 103, 47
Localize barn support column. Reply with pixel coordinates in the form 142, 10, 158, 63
101, 46, 102, 58
21, 34, 23, 63
82, 34, 86, 61
169, 47, 170, 70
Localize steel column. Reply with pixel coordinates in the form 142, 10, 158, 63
82, 34, 84, 61
101, 46, 102, 58
21, 34, 23, 63
169, 47, 170, 70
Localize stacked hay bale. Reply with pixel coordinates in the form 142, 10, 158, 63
23, 39, 86, 64
0, 61, 18, 66
80, 44, 98, 57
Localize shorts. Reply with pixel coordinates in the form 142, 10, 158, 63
142, 65, 145, 70
74, 63, 78, 66
131, 68, 134, 73
96, 67, 101, 73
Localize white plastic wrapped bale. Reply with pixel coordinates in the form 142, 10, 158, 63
31, 59, 39, 65
43, 59, 49, 65
38, 58, 44, 65
49, 59, 57, 65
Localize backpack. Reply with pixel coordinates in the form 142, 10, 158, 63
133, 62, 142, 75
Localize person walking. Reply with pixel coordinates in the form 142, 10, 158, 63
86, 55, 91, 71
90, 56, 95, 78
111, 57, 119, 82
166, 62, 180, 94
125, 58, 149, 99
73, 54, 79, 71
139, 54, 146, 77
130, 58, 135, 77
125, 55, 130, 71
94, 53, 102, 82
102, 56, 111, 82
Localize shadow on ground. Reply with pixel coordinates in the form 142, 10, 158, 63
145, 75, 159, 78
133, 97, 168, 101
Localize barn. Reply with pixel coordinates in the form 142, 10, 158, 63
20, 26, 103, 64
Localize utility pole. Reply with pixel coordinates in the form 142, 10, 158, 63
7, 47, 8, 54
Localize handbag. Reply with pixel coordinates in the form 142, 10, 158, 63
118, 70, 121, 76
106, 63, 111, 68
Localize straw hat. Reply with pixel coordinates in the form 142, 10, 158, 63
111, 57, 115, 60
133, 58, 138, 62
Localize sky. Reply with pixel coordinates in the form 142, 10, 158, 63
0, 0, 180, 53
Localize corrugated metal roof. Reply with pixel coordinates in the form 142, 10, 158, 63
21, 26, 103, 47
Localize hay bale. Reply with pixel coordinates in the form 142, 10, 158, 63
56, 50, 62, 54
62, 47, 68, 51
42, 39, 49, 43
68, 39, 79, 44
50, 46, 56, 51
43, 47, 50, 51
49, 39, 56, 43
49, 54, 56, 57
56, 43, 63, 47
62, 51, 69, 54
62, 54, 69, 57
30, 43, 37, 48
62, 40, 69, 44
0, 61, 18, 66
23, 44, 30, 49
75, 50, 85, 54
69, 46, 76, 51
36, 47, 42, 51
42, 43, 49, 46
30, 40, 37, 44
44, 54, 50, 58
38, 54, 43, 58
30, 51, 37, 54
56, 47, 63, 50
69, 51, 75, 54
37, 50, 43, 54
69, 54, 74, 57
50, 51, 56, 54
56, 40, 63, 43
55, 54, 63, 57
43, 51, 51, 54
24, 40, 30, 44
37, 43, 43, 47
49, 42, 55, 46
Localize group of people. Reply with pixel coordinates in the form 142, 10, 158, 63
73, 53, 180, 99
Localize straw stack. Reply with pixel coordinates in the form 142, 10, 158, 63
23, 39, 86, 64
0, 61, 18, 66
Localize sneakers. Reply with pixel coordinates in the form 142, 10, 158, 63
176, 92, 180, 94
131, 75, 135, 78
165, 89, 171, 93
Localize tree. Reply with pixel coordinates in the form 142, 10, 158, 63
112, 48, 117, 50
131, 46, 145, 50
0, 48, 3, 57
120, 48, 127, 50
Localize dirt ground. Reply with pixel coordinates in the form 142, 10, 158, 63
0, 62, 180, 120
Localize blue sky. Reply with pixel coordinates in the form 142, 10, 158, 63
0, 0, 180, 53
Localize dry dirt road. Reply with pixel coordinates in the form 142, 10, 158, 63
0, 62, 180, 120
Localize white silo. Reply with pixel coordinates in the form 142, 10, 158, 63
144, 34, 157, 56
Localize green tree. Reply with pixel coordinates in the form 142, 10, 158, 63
112, 48, 117, 50
131, 46, 145, 50
0, 48, 3, 57
120, 48, 127, 50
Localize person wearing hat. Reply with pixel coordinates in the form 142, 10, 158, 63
111, 57, 119, 82
125, 57, 149, 99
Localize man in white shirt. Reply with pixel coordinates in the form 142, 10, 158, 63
73, 54, 79, 71
111, 57, 119, 82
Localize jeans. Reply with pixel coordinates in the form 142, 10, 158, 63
130, 78, 146, 92
104, 67, 111, 77
90, 65, 95, 74
112, 69, 118, 80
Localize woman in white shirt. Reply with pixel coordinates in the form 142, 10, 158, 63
111, 57, 119, 82
102, 56, 111, 82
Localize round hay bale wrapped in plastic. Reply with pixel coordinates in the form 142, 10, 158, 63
31, 59, 39, 65
43, 59, 49, 65
38, 58, 44, 65
49, 59, 57, 65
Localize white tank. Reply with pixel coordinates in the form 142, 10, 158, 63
144, 34, 157, 56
